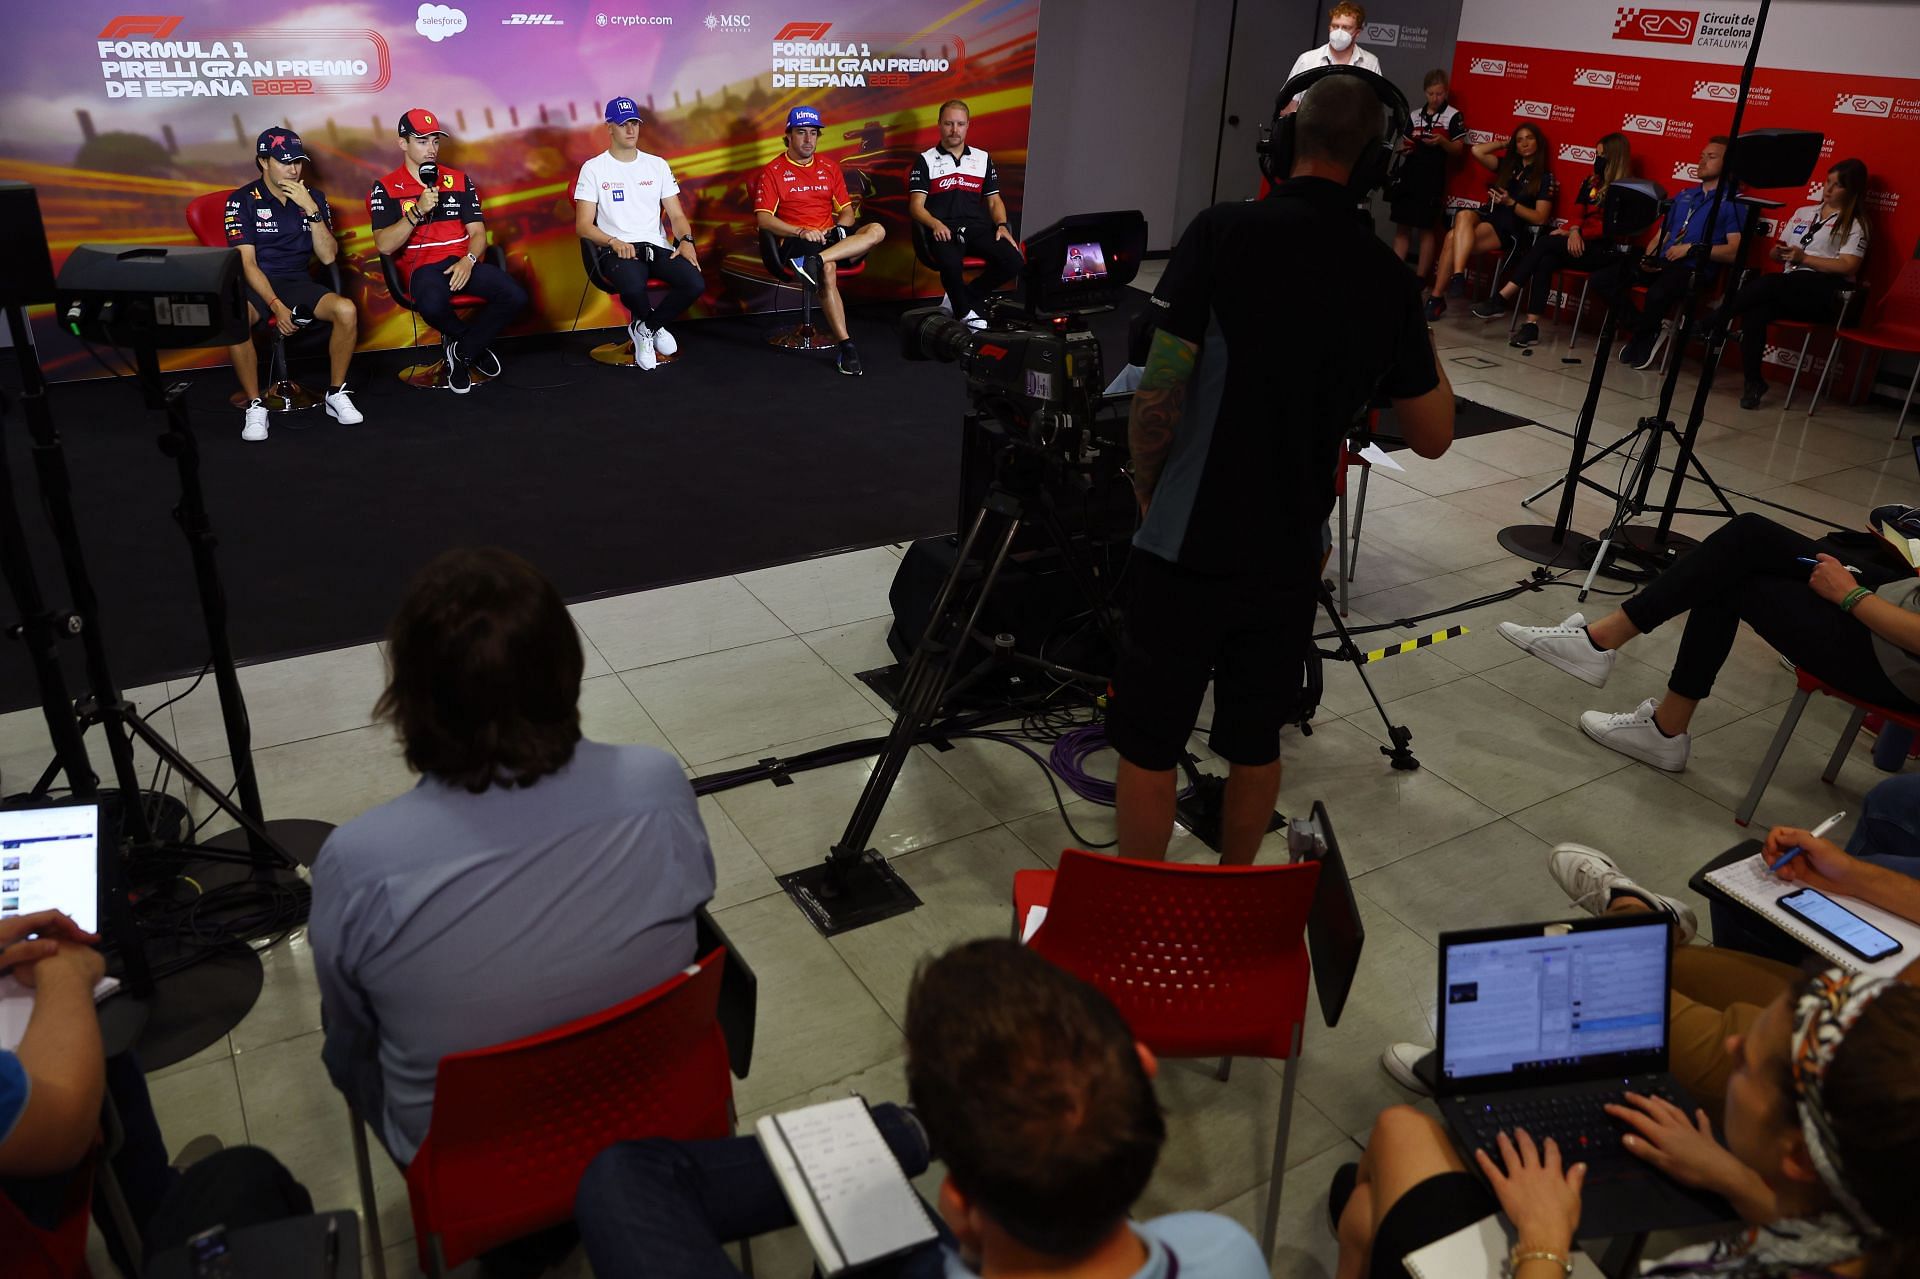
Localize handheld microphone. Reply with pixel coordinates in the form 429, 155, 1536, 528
418, 160, 440, 190
288, 303, 316, 329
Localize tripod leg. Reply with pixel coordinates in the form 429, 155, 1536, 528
1317, 586, 1416, 770
1348, 467, 1370, 582
1336, 486, 1350, 617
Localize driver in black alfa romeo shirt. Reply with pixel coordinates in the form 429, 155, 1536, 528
908, 98, 1025, 329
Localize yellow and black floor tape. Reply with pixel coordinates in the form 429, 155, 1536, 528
1363, 625, 1468, 664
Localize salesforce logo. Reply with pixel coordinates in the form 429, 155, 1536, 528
416, 3, 467, 41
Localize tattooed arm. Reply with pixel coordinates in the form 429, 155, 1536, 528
1128, 328, 1200, 512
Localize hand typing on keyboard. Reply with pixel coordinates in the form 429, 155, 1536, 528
1472, 1127, 1584, 1260
1604, 1090, 1776, 1222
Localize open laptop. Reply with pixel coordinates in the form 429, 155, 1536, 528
0, 801, 102, 935
1434, 913, 1731, 1238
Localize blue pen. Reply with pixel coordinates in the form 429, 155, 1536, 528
1768, 811, 1847, 873
1798, 555, 1862, 573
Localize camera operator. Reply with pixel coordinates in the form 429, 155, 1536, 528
1112, 73, 1454, 866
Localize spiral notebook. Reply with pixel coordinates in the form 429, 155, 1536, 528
755, 1097, 939, 1275
1703, 853, 1920, 978
1403, 1213, 1605, 1278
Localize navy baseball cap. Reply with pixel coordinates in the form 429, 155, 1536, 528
398, 108, 449, 138
605, 97, 642, 124
255, 128, 308, 163
786, 106, 822, 130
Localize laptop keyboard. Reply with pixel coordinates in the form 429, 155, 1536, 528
1462, 1083, 1685, 1160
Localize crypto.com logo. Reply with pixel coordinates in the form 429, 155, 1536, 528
1469, 57, 1508, 76
99, 15, 181, 37
1572, 69, 1616, 89
1513, 99, 1553, 120
416, 3, 466, 41
1623, 113, 1668, 135
1613, 8, 1697, 42
1833, 92, 1893, 117
773, 21, 832, 39
1559, 144, 1598, 165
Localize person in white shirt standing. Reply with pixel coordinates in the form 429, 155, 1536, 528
1287, 2, 1382, 83
573, 96, 704, 371
1717, 157, 1871, 410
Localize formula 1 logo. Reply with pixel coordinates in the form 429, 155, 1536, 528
1623, 113, 1668, 135
502, 13, 564, 24
1672, 161, 1700, 181
1513, 99, 1553, 120
1559, 144, 1597, 165
1469, 57, 1508, 76
98, 15, 181, 37
1833, 92, 1893, 117
1692, 80, 1738, 102
774, 21, 832, 39
1572, 69, 1616, 88
1613, 8, 1697, 42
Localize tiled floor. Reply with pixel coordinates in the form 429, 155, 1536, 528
17, 298, 1917, 1276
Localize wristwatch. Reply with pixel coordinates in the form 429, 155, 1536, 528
676, 234, 695, 247
464, 252, 479, 263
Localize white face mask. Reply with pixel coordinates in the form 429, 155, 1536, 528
1329, 28, 1355, 51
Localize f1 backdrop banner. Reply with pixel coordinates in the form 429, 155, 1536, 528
0, 2, 1036, 378
1446, 0, 1919, 386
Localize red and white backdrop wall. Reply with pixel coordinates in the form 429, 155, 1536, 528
1445, 0, 1920, 387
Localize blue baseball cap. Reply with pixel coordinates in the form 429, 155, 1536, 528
786, 106, 822, 130
605, 97, 642, 125
255, 128, 308, 163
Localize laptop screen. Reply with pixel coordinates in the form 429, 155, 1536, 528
1439, 916, 1668, 1087
0, 803, 101, 935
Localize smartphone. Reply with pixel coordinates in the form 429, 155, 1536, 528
1778, 888, 1903, 963
187, 1225, 236, 1279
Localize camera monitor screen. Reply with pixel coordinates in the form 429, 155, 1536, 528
1061, 242, 1108, 283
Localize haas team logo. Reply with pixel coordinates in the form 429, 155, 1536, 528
1573, 69, 1616, 88
1833, 92, 1893, 117
1614, 8, 1697, 42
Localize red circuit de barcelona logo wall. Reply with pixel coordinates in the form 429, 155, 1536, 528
1833, 91, 1893, 117
1614, 8, 1697, 42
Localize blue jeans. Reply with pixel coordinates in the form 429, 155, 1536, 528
1710, 773, 1920, 960
574, 1102, 946, 1279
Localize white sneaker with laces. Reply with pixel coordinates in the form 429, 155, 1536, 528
1496, 613, 1616, 687
962, 310, 988, 331
651, 325, 678, 357
324, 385, 363, 424
629, 321, 657, 371
241, 400, 268, 442
1380, 1042, 1433, 1096
1634, 320, 1672, 370
1580, 697, 1691, 771
1548, 843, 1698, 943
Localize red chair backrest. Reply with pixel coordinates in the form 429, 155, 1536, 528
405, 947, 735, 1269
1028, 850, 1320, 1060
184, 190, 231, 249
1867, 256, 1920, 330
0, 1147, 96, 1277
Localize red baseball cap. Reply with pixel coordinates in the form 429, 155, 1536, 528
398, 108, 449, 139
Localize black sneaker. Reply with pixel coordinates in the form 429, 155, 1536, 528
1511, 321, 1541, 348
468, 347, 502, 379
444, 340, 471, 394
791, 254, 824, 287
1740, 381, 1766, 410
1470, 299, 1507, 320
1423, 295, 1446, 322
836, 341, 863, 376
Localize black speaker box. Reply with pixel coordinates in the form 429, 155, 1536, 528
0, 182, 57, 308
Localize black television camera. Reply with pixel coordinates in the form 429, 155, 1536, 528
900, 209, 1147, 458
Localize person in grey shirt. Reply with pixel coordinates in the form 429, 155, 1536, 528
309, 547, 715, 1163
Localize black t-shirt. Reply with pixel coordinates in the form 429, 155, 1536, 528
224, 180, 333, 280
1135, 178, 1439, 574
908, 144, 1000, 226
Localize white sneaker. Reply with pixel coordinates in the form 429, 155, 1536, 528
629, 321, 657, 371
651, 325, 678, 357
1497, 613, 1616, 687
1548, 843, 1698, 943
324, 385, 363, 425
1634, 320, 1672, 371
1580, 697, 1691, 772
1380, 1042, 1433, 1096
962, 310, 988, 331
241, 400, 268, 442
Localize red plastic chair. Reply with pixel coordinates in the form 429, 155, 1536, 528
0, 1147, 98, 1278
1737, 667, 1920, 826
378, 245, 511, 390
351, 947, 737, 1276
1012, 849, 1321, 1257
1807, 257, 1920, 436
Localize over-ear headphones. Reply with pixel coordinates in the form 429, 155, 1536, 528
1255, 65, 1411, 197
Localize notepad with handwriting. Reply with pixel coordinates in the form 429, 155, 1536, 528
755, 1097, 938, 1275
1704, 853, 1919, 978
1402, 1212, 1605, 1279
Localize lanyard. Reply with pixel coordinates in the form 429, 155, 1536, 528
1799, 213, 1834, 248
